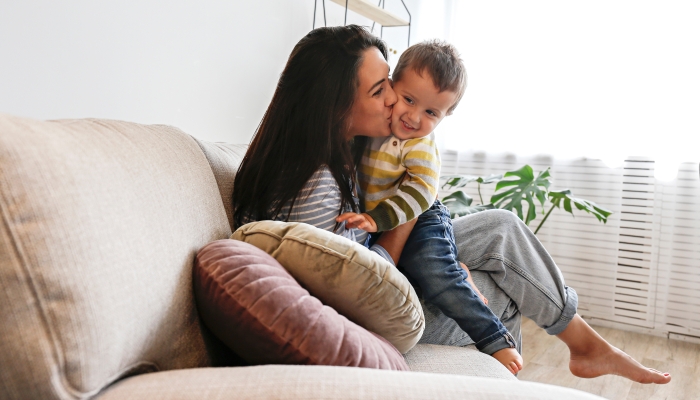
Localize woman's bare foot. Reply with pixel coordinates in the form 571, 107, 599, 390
569, 345, 671, 383
492, 347, 523, 375
557, 315, 671, 384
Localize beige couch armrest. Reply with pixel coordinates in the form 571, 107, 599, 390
97, 365, 604, 400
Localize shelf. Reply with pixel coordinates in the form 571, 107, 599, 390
329, 0, 409, 27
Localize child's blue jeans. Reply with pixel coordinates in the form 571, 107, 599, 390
374, 200, 517, 355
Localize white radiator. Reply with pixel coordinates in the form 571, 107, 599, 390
440, 150, 700, 342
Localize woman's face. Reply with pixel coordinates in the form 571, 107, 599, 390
345, 47, 397, 139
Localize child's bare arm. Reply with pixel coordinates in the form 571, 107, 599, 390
373, 218, 417, 264
459, 262, 488, 305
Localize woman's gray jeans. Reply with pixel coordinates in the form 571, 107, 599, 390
417, 209, 578, 353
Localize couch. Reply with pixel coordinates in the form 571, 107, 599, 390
0, 114, 604, 399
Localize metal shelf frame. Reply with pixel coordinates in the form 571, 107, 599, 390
313, 0, 411, 47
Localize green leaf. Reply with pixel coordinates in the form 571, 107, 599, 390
490, 165, 552, 225
442, 191, 495, 218
548, 189, 613, 223
502, 164, 535, 181
440, 173, 503, 190
443, 191, 473, 206
440, 175, 479, 190
475, 174, 504, 184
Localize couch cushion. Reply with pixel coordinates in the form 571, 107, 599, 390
0, 114, 232, 400
194, 239, 409, 370
405, 344, 516, 379
231, 221, 424, 354
190, 139, 247, 232
96, 365, 606, 400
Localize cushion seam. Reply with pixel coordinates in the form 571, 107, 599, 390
0, 176, 81, 396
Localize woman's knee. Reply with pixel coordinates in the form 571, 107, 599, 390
452, 209, 529, 253
482, 209, 524, 229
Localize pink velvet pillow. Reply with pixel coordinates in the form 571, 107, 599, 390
193, 239, 409, 370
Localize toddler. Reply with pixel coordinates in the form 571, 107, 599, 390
337, 40, 523, 374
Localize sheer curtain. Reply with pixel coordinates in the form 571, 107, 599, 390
433, 2, 700, 338
437, 1, 700, 180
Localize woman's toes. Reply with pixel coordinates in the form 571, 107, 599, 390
646, 370, 671, 384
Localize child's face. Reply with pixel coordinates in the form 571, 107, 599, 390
390, 68, 458, 140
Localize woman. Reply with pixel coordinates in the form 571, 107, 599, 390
231, 25, 670, 384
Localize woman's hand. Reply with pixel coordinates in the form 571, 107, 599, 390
336, 212, 378, 232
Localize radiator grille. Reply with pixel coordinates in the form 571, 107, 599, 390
440, 150, 700, 338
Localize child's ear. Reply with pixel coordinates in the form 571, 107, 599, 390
446, 102, 460, 116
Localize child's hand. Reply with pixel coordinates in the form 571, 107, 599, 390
492, 347, 523, 375
460, 262, 488, 305
336, 212, 378, 233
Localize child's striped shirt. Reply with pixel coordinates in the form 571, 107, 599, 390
358, 133, 440, 232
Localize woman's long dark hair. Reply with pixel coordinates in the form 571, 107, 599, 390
232, 25, 388, 228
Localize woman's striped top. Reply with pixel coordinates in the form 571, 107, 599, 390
240, 166, 368, 245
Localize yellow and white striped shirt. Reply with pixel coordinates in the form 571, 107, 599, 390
358, 133, 440, 232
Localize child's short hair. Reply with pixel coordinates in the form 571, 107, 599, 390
393, 40, 467, 115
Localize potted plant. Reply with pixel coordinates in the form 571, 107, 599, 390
441, 165, 613, 234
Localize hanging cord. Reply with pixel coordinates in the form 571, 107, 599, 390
344, 0, 349, 25
312, 0, 327, 29
371, 0, 382, 33
399, 0, 411, 46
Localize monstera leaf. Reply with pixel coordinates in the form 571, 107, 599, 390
440, 165, 615, 235
533, 189, 614, 234
475, 174, 504, 185
441, 175, 478, 190
490, 165, 551, 225
442, 173, 503, 204
441, 173, 503, 189
442, 191, 495, 219
548, 189, 613, 223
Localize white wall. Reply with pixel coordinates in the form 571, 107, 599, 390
0, 1, 426, 144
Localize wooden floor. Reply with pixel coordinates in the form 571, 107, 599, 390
518, 317, 700, 400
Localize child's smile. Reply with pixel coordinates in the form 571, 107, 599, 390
400, 119, 416, 131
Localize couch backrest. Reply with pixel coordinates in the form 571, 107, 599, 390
191, 139, 248, 232
0, 114, 234, 400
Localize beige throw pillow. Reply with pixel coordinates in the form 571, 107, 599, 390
231, 221, 424, 354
